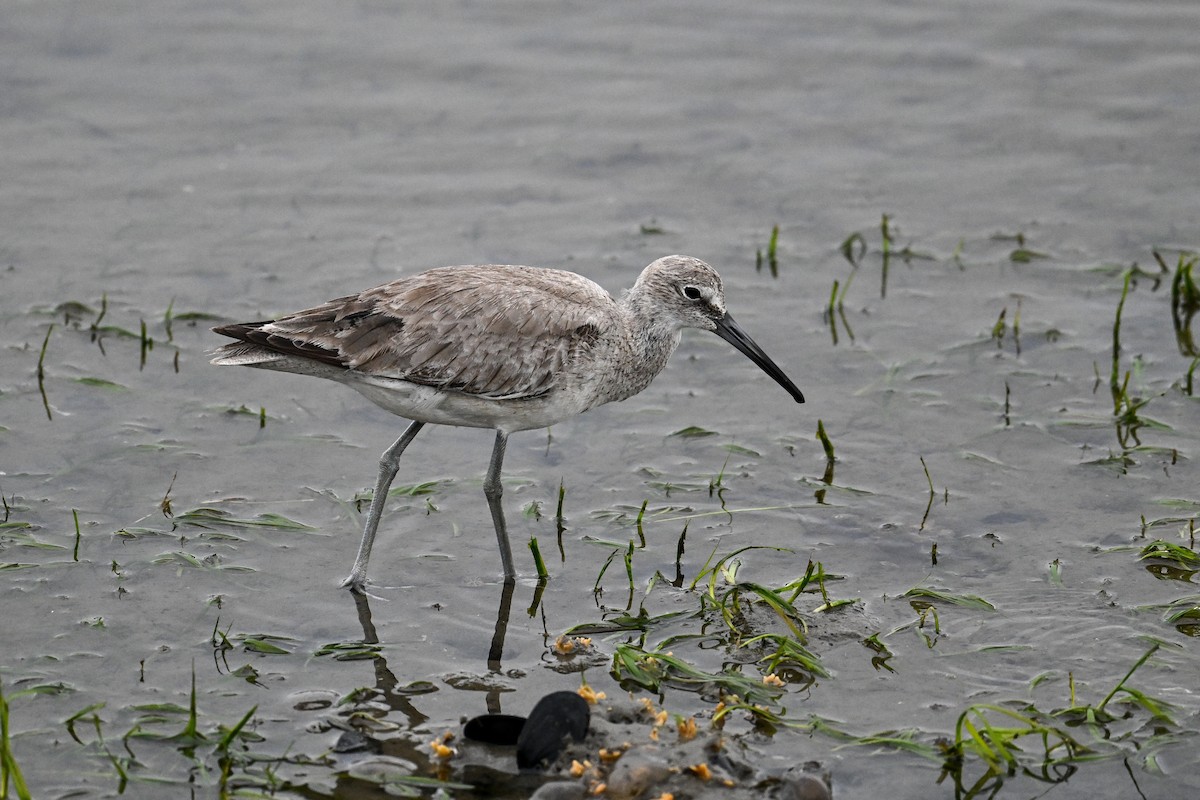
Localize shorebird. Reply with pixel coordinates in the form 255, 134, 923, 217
211, 255, 804, 591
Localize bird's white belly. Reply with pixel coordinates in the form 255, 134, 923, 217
346, 374, 595, 434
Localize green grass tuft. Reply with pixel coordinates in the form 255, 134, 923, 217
529, 536, 549, 579
0, 679, 33, 800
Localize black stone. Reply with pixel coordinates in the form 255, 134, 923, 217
516, 691, 590, 770
463, 713, 526, 746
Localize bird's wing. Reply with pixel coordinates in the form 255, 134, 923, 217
213, 266, 613, 400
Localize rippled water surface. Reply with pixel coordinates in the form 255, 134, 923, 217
2, 1, 1199, 798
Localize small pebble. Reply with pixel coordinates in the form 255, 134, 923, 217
604, 750, 673, 799
780, 773, 832, 800
530, 780, 587, 800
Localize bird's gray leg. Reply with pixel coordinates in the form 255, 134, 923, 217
483, 430, 517, 582
342, 420, 425, 592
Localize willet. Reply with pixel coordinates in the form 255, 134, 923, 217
211, 255, 804, 591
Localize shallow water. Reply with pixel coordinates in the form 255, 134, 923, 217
2, 1, 1199, 798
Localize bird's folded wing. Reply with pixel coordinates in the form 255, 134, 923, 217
216, 266, 613, 401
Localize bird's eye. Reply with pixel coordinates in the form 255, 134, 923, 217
681, 286, 703, 301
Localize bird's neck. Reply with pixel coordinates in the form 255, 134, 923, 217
600, 293, 683, 403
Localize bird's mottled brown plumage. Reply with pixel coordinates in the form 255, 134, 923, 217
213, 265, 614, 401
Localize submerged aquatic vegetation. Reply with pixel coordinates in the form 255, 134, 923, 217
59, 664, 317, 796
823, 272, 856, 345
35, 323, 53, 421
591, 548, 837, 727
529, 535, 550, 578
1158, 249, 1199, 358
949, 703, 1086, 778
1, 680, 33, 800
840, 231, 867, 268
755, 224, 781, 277
837, 213, 936, 303
1104, 265, 1179, 460
173, 507, 317, 532
1138, 538, 1200, 582
943, 644, 1175, 785
991, 230, 1049, 263
821, 644, 1185, 794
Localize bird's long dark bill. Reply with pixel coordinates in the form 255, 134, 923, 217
713, 313, 805, 403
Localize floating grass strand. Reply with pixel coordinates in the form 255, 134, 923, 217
836, 306, 855, 345
919, 456, 936, 531
672, 521, 688, 586
215, 705, 257, 753
748, 633, 827, 679
708, 454, 730, 503
1095, 642, 1160, 717
806, 561, 855, 612
836, 265, 856, 306
952, 237, 965, 267
138, 318, 151, 370
840, 231, 866, 268
782, 560, 818, 605
36, 323, 54, 421
880, 213, 892, 298
1138, 539, 1200, 571
88, 709, 128, 793
1159, 249, 1199, 358
825, 273, 857, 345
635, 499, 647, 548
753, 225, 781, 277
654, 504, 801, 525
952, 703, 1086, 777
610, 644, 785, 714
903, 587, 996, 610
623, 540, 636, 608
715, 580, 807, 642
814, 423, 836, 504
689, 544, 792, 592
593, 548, 621, 595
72, 510, 81, 562
767, 224, 780, 278
555, 479, 568, 557
1111, 269, 1133, 406
920, 457, 935, 495
89, 293, 108, 341
991, 307, 1007, 347
816, 420, 835, 463
160, 472, 177, 519
61, 702, 131, 793
1009, 246, 1049, 263
173, 662, 205, 745
174, 508, 316, 531
64, 703, 106, 746
1013, 297, 1022, 355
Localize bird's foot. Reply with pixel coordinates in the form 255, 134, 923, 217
340, 573, 368, 594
